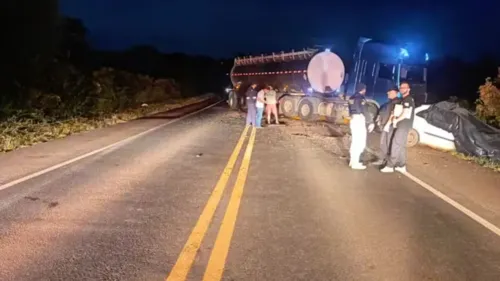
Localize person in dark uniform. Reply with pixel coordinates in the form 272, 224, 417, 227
372, 87, 400, 166
381, 81, 415, 173
245, 84, 258, 126
348, 83, 375, 170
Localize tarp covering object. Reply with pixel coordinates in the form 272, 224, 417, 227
417, 101, 500, 161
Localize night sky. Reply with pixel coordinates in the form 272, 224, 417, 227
60, 0, 500, 60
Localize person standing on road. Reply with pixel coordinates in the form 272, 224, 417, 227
255, 86, 268, 128
348, 83, 375, 170
265, 86, 279, 125
245, 84, 258, 126
372, 87, 400, 166
380, 82, 415, 173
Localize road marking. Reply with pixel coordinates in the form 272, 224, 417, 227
365, 147, 500, 237
403, 171, 500, 237
166, 125, 250, 281
0, 100, 223, 192
203, 126, 257, 281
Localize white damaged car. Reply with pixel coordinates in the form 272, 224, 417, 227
407, 105, 456, 151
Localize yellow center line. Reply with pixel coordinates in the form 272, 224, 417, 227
166, 125, 250, 281
202, 126, 257, 281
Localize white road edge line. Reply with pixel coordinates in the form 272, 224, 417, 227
365, 147, 500, 237
0, 99, 223, 191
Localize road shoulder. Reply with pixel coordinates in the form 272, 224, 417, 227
0, 99, 220, 186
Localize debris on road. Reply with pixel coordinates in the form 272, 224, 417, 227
279, 119, 352, 158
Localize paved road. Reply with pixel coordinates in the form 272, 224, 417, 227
0, 102, 499, 281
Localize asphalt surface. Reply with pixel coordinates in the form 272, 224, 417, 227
0, 102, 499, 281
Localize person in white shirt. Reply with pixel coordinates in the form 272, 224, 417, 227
255, 87, 268, 128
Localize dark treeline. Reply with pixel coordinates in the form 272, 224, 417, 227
90, 47, 232, 97
0, 1, 230, 120
427, 56, 499, 106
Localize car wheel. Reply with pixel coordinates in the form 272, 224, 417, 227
407, 128, 419, 147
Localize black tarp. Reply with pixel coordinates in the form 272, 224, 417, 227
417, 101, 500, 161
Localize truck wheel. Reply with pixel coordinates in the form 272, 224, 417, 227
407, 128, 419, 147
228, 91, 239, 110
280, 96, 297, 117
298, 99, 318, 121
325, 103, 340, 123
239, 95, 247, 112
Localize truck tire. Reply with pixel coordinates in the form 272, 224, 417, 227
325, 102, 336, 123
228, 91, 239, 110
407, 128, 419, 147
298, 99, 318, 121
280, 96, 297, 117
325, 102, 349, 124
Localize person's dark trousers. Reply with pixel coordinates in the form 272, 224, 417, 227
371, 125, 392, 166
387, 122, 411, 168
246, 103, 257, 125
379, 129, 391, 163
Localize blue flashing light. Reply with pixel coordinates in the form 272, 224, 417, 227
325, 48, 331, 52
425, 53, 429, 61
400, 48, 409, 58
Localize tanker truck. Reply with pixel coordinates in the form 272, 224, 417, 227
226, 37, 428, 124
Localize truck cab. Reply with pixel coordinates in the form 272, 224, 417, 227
344, 38, 428, 117
400, 63, 428, 106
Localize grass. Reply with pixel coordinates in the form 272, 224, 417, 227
451, 151, 500, 172
0, 94, 215, 153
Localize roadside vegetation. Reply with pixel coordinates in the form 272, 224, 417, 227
1, 12, 225, 153
0, 63, 214, 152
476, 76, 500, 128
450, 76, 500, 172
451, 152, 500, 172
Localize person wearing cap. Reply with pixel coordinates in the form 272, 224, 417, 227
372, 87, 401, 166
348, 83, 375, 170
245, 84, 258, 126
381, 81, 415, 173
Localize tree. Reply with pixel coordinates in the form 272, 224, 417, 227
59, 17, 90, 65
1, 0, 60, 106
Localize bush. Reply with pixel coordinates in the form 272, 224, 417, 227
476, 77, 500, 127
1, 62, 185, 121
83, 67, 181, 117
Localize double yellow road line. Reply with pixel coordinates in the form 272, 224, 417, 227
166, 125, 257, 281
